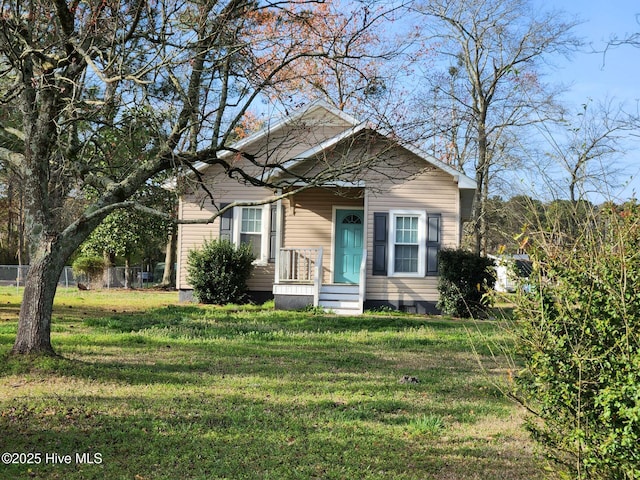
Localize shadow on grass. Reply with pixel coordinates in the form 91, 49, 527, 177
0, 386, 536, 480
0, 392, 423, 480
0, 337, 393, 388
84, 304, 487, 334
0, 304, 533, 479
0, 306, 505, 397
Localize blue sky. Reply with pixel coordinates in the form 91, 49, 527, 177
553, 0, 639, 104
544, 0, 639, 200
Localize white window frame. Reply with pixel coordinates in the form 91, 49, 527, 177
233, 204, 271, 265
388, 210, 426, 277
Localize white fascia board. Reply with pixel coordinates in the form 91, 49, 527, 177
268, 121, 477, 192
297, 119, 477, 191
176, 102, 476, 193
268, 122, 369, 179
297, 122, 368, 158
355, 120, 476, 191
455, 175, 477, 190
221, 100, 360, 159
277, 179, 366, 188
390, 136, 477, 191
305, 99, 361, 126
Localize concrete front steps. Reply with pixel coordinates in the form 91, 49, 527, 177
318, 284, 362, 315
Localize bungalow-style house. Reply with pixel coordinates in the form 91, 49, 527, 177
176, 101, 476, 314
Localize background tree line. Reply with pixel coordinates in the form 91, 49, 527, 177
479, 195, 638, 254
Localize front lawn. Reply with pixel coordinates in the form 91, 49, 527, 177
0, 288, 541, 479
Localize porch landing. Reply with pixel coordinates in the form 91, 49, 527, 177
274, 247, 367, 315
272, 283, 363, 315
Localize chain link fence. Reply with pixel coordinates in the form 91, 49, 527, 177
0, 265, 157, 289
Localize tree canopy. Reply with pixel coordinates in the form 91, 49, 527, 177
0, 0, 393, 355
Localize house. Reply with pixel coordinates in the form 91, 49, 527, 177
176, 102, 476, 314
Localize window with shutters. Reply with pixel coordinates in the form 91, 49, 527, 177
240, 207, 263, 259
372, 210, 442, 277
221, 203, 274, 265
394, 215, 419, 273
388, 210, 427, 277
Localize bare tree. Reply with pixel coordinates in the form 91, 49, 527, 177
261, 0, 406, 112
412, 0, 580, 254
607, 13, 640, 49
0, 0, 392, 355
540, 100, 634, 203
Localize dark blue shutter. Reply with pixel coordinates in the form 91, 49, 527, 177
426, 213, 441, 275
373, 212, 388, 276
268, 204, 278, 263
219, 203, 233, 241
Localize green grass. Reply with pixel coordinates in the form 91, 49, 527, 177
0, 287, 541, 479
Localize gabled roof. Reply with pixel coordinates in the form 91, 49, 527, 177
390, 133, 476, 190
189, 100, 359, 175
229, 100, 360, 150
268, 112, 477, 191
189, 101, 476, 191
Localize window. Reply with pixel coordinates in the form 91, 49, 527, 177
388, 210, 426, 277
394, 216, 419, 273
240, 207, 263, 258
221, 203, 273, 264
373, 210, 441, 277
342, 214, 362, 225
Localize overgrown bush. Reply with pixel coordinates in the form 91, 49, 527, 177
187, 239, 255, 304
437, 248, 495, 318
511, 204, 640, 479
71, 255, 104, 287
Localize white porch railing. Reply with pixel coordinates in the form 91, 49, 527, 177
313, 248, 324, 307
276, 247, 366, 312
358, 250, 367, 313
278, 247, 323, 284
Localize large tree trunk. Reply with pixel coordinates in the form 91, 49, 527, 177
472, 170, 483, 255
11, 240, 63, 356
160, 229, 177, 287
481, 167, 490, 255
472, 116, 490, 256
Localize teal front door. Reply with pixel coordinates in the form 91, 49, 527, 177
334, 209, 364, 284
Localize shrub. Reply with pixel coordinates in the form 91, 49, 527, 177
437, 248, 495, 318
511, 204, 640, 479
71, 255, 105, 287
187, 239, 255, 304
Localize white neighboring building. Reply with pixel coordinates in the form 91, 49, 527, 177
489, 254, 532, 293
